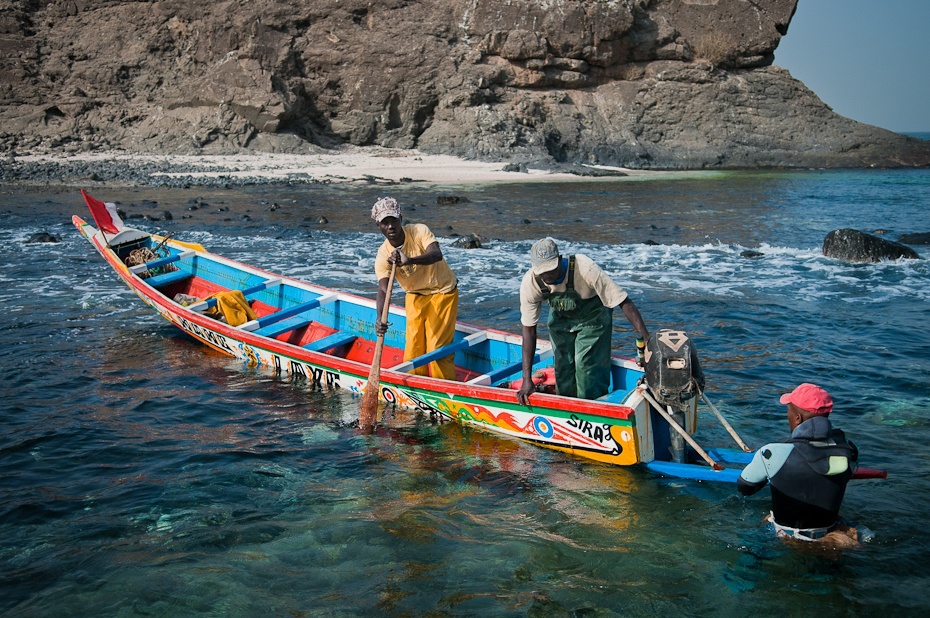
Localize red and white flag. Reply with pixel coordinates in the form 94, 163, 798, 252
81, 189, 125, 235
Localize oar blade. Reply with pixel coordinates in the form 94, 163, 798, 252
359, 364, 380, 426
359, 385, 379, 427
360, 263, 395, 429
359, 335, 385, 428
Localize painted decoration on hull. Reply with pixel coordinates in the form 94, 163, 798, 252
374, 384, 641, 466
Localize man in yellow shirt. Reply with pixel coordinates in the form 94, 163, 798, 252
372, 197, 459, 380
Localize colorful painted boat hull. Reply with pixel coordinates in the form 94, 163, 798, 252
72, 196, 722, 476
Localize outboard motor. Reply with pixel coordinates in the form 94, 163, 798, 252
644, 329, 705, 463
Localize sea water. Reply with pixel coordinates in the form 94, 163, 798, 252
1, 168, 929, 615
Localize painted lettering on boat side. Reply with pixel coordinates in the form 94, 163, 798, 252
176, 316, 237, 355
260, 354, 342, 388
567, 415, 614, 446
313, 366, 340, 387
287, 359, 340, 388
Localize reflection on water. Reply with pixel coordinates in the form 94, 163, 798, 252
2, 170, 930, 614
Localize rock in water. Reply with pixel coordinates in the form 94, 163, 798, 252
898, 232, 930, 245
822, 229, 920, 262
450, 234, 486, 249
26, 232, 60, 243
437, 195, 469, 205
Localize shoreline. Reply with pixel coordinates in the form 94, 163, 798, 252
1, 146, 712, 188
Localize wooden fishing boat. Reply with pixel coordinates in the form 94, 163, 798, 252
72, 191, 883, 483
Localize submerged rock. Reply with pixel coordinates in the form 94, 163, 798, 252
436, 195, 469, 205
898, 232, 930, 245
823, 229, 920, 262
26, 232, 60, 243
450, 233, 486, 249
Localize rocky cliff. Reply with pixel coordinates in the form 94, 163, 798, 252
2, 0, 928, 169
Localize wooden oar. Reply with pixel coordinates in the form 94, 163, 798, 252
359, 263, 396, 427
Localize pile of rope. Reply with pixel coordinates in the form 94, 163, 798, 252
124, 235, 176, 279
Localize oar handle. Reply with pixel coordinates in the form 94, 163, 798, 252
852, 467, 888, 480
379, 263, 397, 327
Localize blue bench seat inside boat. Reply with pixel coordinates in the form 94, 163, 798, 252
145, 269, 193, 289
467, 349, 552, 386
302, 332, 357, 353
390, 332, 487, 373
242, 294, 338, 336
253, 315, 316, 339
129, 250, 195, 275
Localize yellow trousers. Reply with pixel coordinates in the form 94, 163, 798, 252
405, 289, 459, 380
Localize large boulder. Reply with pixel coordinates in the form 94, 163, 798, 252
823, 229, 921, 262
1, 0, 928, 169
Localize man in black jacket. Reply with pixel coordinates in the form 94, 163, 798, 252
738, 383, 859, 543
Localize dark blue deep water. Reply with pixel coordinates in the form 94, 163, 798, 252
2, 169, 929, 616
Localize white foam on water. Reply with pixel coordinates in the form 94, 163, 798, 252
209, 232, 930, 307
22, 226, 928, 319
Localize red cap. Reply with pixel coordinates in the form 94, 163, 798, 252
779, 383, 833, 415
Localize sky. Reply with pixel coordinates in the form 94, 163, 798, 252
774, 0, 930, 133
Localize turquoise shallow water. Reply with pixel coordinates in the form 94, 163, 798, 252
1, 169, 929, 615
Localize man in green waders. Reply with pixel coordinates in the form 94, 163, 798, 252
517, 238, 649, 405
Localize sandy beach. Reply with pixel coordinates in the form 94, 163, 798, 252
6, 146, 680, 187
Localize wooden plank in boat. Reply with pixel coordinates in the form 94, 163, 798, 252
129, 249, 196, 274
187, 278, 282, 312
466, 348, 553, 386
145, 269, 193, 289
390, 331, 488, 373
253, 316, 315, 339
303, 332, 358, 353
240, 293, 338, 333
